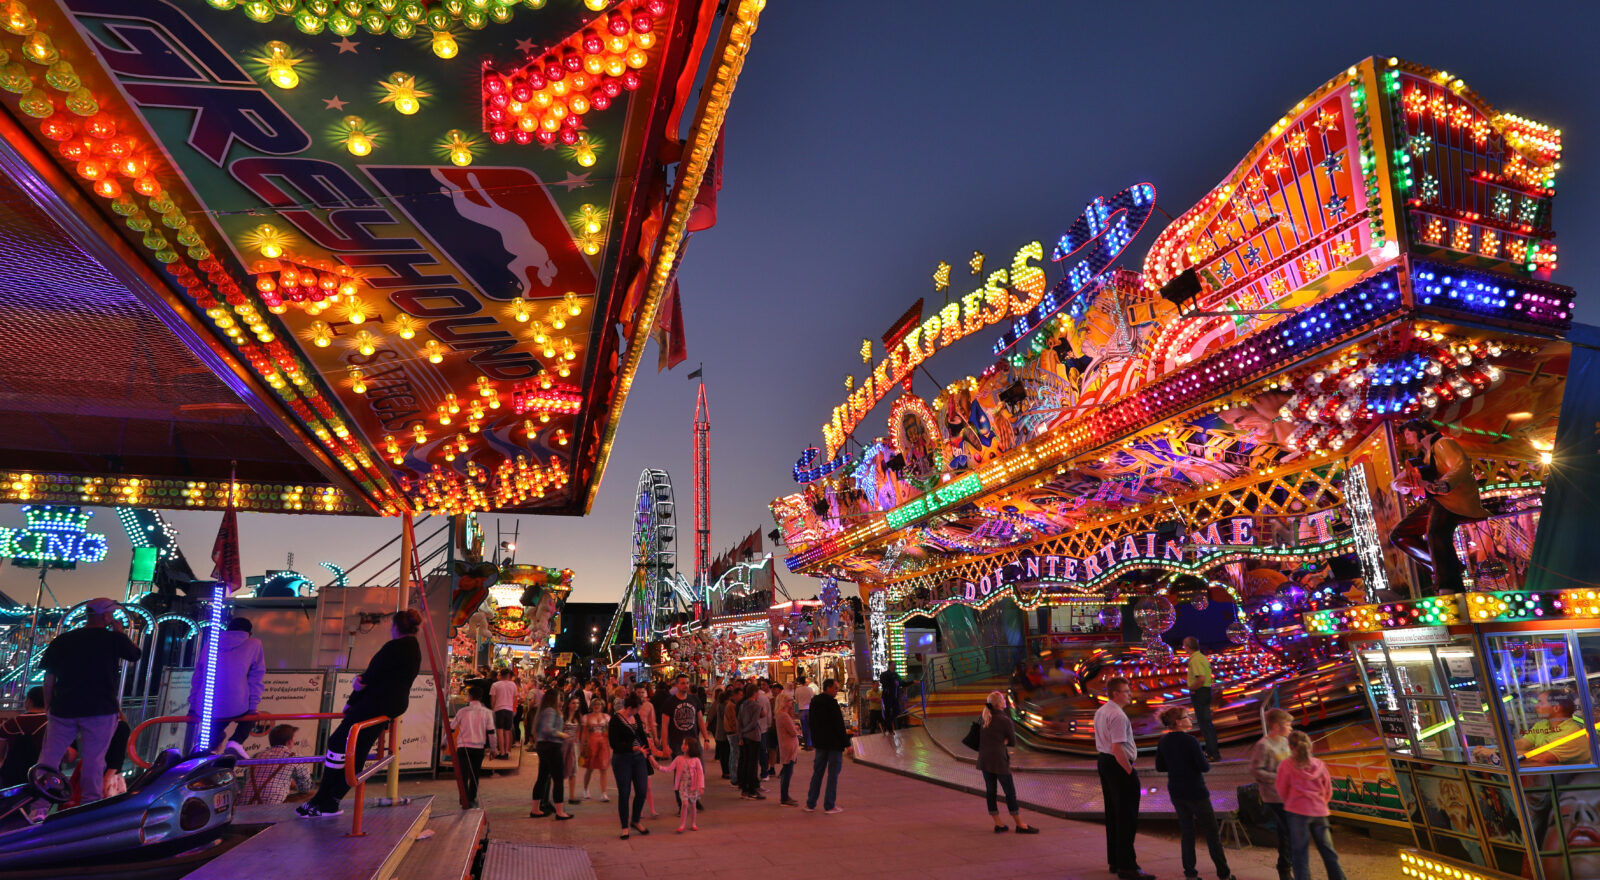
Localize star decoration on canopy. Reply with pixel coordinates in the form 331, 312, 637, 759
1323, 194, 1349, 219
1313, 108, 1339, 133
333, 36, 360, 54
323, 96, 347, 110
1241, 244, 1263, 267
557, 172, 593, 191
1320, 151, 1345, 176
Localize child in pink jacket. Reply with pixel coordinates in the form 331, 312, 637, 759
663, 737, 706, 832
1274, 731, 1347, 880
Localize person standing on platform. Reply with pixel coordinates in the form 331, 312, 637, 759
1155, 707, 1234, 880
1183, 637, 1221, 762
977, 691, 1039, 834
1250, 709, 1296, 880
187, 616, 266, 757
793, 675, 815, 749
879, 665, 905, 732
609, 695, 652, 839
1390, 419, 1489, 596
299, 609, 423, 819
451, 685, 493, 807
490, 669, 518, 760
803, 678, 849, 814
1275, 731, 1347, 880
1095, 677, 1153, 880
37, 597, 142, 805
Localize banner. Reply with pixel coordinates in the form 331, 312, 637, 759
333, 672, 439, 772
1526, 324, 1600, 591
154, 668, 329, 759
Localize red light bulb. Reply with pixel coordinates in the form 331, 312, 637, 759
622, 71, 640, 91
490, 127, 510, 144
633, 14, 653, 33
545, 63, 564, 81
608, 15, 629, 36
513, 130, 533, 145
583, 35, 603, 54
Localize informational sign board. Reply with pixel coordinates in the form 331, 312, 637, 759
154, 668, 328, 760
333, 672, 438, 772
1383, 626, 1450, 648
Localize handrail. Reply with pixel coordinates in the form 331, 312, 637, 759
128, 711, 395, 838
127, 712, 344, 768
345, 714, 395, 838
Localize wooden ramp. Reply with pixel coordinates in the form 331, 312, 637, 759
481, 747, 524, 773
481, 841, 596, 880
394, 808, 487, 880
189, 797, 433, 880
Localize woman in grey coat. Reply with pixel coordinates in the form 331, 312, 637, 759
977, 690, 1039, 833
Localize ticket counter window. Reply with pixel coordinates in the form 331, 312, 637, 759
1484, 634, 1593, 769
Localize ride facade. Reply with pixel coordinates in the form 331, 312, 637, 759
774, 57, 1580, 879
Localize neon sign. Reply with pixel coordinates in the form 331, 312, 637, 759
793, 446, 853, 484
821, 241, 1047, 456
993, 183, 1156, 355
0, 506, 109, 568
885, 473, 983, 529
956, 517, 1256, 599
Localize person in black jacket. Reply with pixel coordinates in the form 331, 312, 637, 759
1154, 706, 1235, 880
609, 694, 654, 839
299, 609, 424, 819
803, 678, 850, 813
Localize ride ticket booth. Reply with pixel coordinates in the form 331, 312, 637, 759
1319, 592, 1600, 880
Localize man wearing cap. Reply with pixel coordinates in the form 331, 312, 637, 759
37, 598, 142, 803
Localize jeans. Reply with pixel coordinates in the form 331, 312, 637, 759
715, 735, 730, 777
310, 711, 389, 811
1096, 753, 1141, 872
983, 770, 1018, 814
39, 713, 120, 803
1269, 802, 1293, 873
1287, 813, 1347, 880
759, 734, 771, 775
1173, 795, 1231, 878
806, 748, 843, 810
780, 759, 796, 801
1390, 499, 1477, 594
1191, 686, 1220, 758
738, 737, 761, 794
531, 741, 564, 811
800, 708, 811, 747
611, 752, 648, 829
457, 746, 485, 804
727, 734, 742, 783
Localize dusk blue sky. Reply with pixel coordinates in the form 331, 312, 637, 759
6, 1, 1596, 611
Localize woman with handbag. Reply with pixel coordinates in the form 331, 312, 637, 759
976, 691, 1039, 833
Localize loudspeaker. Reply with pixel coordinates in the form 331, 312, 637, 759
1159, 268, 1203, 308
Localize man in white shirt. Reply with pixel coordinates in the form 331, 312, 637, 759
452, 684, 495, 806
1094, 677, 1153, 880
489, 669, 518, 759
793, 676, 816, 750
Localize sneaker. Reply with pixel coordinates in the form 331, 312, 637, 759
781, 798, 800, 807
296, 803, 343, 819
224, 741, 249, 760
751, 793, 767, 800
824, 806, 844, 814
802, 804, 816, 812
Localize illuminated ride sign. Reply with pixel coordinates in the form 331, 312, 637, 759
993, 182, 1158, 355
821, 242, 1048, 456
0, 505, 109, 568
885, 473, 983, 529
955, 517, 1256, 600
869, 589, 888, 677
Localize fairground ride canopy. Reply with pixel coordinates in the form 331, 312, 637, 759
0, 0, 762, 517
774, 57, 1574, 597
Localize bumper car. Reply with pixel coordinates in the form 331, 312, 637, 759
0, 749, 236, 871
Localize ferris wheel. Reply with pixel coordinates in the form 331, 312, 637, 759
630, 468, 691, 643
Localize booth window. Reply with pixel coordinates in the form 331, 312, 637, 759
1485, 633, 1595, 770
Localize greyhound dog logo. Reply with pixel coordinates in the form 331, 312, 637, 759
435, 170, 557, 293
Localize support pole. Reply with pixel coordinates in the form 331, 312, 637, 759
390, 512, 412, 800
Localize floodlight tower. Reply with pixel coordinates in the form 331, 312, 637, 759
693, 381, 710, 586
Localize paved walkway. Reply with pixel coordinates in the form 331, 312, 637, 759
854, 723, 1256, 818
389, 744, 1413, 880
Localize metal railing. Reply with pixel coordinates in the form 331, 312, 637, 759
127, 711, 396, 837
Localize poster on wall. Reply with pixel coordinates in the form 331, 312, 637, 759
154, 668, 329, 761
333, 672, 439, 772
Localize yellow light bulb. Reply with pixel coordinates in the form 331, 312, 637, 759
347, 132, 372, 156
431, 29, 458, 59
449, 146, 472, 167
269, 62, 298, 89
394, 95, 418, 115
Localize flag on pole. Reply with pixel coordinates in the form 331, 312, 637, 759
687, 365, 703, 381
211, 467, 242, 594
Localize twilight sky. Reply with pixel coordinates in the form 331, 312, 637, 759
5, 0, 1596, 611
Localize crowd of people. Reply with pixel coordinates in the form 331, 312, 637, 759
449, 667, 857, 835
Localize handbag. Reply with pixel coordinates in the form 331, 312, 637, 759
962, 719, 982, 751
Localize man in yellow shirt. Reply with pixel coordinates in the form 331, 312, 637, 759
1474, 688, 1589, 766
1515, 689, 1589, 765
1183, 637, 1220, 761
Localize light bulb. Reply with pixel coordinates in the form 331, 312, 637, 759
430, 29, 457, 59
